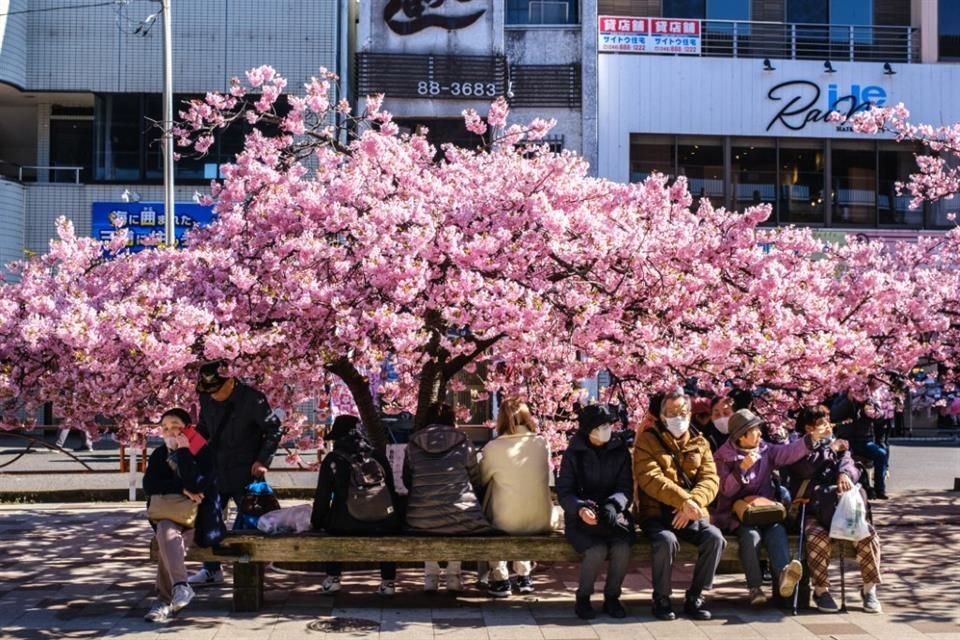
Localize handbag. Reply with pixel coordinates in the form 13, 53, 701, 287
237, 479, 282, 530
734, 495, 786, 527
147, 493, 199, 528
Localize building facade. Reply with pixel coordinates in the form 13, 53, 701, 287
0, 0, 351, 269
591, 0, 960, 236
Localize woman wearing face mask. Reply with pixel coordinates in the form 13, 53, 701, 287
633, 388, 724, 621
713, 409, 818, 606
557, 404, 635, 620
142, 408, 225, 623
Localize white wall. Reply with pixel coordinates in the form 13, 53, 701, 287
0, 178, 24, 273
0, 0, 27, 89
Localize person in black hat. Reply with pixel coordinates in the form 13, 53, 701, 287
187, 360, 284, 587
557, 404, 635, 620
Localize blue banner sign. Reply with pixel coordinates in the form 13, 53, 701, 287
91, 202, 214, 252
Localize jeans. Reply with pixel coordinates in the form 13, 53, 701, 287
643, 517, 726, 598
855, 442, 889, 496
576, 541, 631, 600
203, 493, 243, 573
736, 522, 790, 589
326, 561, 396, 581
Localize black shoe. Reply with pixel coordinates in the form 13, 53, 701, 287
683, 593, 712, 620
652, 594, 676, 621
487, 580, 512, 598
874, 492, 889, 500
575, 595, 596, 620
602, 598, 627, 618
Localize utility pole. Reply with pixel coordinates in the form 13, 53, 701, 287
160, 0, 175, 247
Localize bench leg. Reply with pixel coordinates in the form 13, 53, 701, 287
233, 562, 264, 612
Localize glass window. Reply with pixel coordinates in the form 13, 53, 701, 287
941, 0, 960, 60
506, 0, 579, 25
708, 0, 749, 21
779, 142, 825, 225
50, 117, 93, 183
629, 135, 674, 184
829, 0, 872, 45
664, 0, 705, 18
787, 0, 827, 24
832, 143, 876, 226
677, 138, 724, 208
878, 145, 922, 227
732, 141, 776, 219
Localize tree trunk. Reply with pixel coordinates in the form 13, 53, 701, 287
325, 357, 387, 451
413, 361, 446, 430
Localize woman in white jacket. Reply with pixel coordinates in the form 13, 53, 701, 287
480, 397, 554, 597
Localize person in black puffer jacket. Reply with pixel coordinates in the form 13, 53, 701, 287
312, 415, 401, 595
404, 401, 493, 592
557, 405, 635, 620
143, 408, 226, 623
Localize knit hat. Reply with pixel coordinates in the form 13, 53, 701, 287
727, 408, 763, 443
578, 404, 616, 435
328, 414, 360, 441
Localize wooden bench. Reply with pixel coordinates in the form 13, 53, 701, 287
152, 533, 855, 612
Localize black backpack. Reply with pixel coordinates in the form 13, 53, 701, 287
333, 451, 395, 523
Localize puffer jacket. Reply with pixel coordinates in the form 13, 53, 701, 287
633, 427, 719, 523
787, 443, 866, 530
557, 432, 635, 553
311, 427, 401, 535
143, 444, 226, 548
403, 423, 494, 535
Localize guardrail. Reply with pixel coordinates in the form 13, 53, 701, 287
16, 165, 84, 184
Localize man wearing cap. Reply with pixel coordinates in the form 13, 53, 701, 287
633, 387, 724, 621
713, 408, 815, 606
187, 360, 284, 586
557, 404, 635, 620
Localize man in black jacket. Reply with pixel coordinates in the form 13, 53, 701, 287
187, 360, 283, 586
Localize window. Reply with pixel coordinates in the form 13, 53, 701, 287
878, 144, 923, 227
779, 142, 825, 225
732, 141, 776, 219
787, 0, 827, 24
629, 135, 674, 183
50, 106, 93, 183
832, 143, 876, 226
708, 0, 749, 21
663, 0, 705, 19
941, 0, 960, 60
677, 138, 724, 208
506, 0, 579, 25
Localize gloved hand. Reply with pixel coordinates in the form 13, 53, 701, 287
602, 503, 619, 528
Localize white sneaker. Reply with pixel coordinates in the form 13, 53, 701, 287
144, 603, 174, 623
321, 575, 341, 593
377, 580, 396, 596
187, 568, 224, 586
424, 574, 439, 593
447, 573, 463, 593
170, 583, 195, 611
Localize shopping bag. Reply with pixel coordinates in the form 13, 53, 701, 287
236, 479, 281, 530
829, 483, 871, 541
256, 503, 313, 534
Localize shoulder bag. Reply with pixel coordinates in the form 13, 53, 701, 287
147, 493, 199, 528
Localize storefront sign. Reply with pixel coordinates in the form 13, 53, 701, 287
599, 15, 701, 54
91, 202, 214, 252
384, 0, 486, 36
766, 80, 888, 131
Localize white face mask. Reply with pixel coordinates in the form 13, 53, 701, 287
163, 436, 179, 450
592, 425, 612, 444
713, 416, 730, 435
665, 416, 690, 438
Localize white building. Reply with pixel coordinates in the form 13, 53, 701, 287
0, 0, 350, 270
590, 0, 960, 236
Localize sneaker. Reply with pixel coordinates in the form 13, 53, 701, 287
749, 587, 768, 606
320, 575, 341, 593
814, 590, 840, 613
487, 580, 512, 598
376, 581, 396, 596
683, 592, 712, 621
861, 589, 882, 614
575, 595, 596, 620
170, 583, 195, 611
652, 594, 676, 621
761, 560, 773, 585
424, 574, 439, 593
187, 568, 224, 586
446, 573, 463, 593
778, 559, 804, 598
602, 597, 627, 618
516, 575, 535, 594
144, 603, 174, 623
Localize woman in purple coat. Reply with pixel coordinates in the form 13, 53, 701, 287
714, 409, 818, 606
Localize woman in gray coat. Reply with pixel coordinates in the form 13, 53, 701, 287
404, 402, 493, 592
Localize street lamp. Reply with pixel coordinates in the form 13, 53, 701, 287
158, 0, 175, 248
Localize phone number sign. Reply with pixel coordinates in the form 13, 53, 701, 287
599, 16, 701, 54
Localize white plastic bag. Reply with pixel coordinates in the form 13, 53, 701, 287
256, 503, 313, 534
829, 484, 871, 541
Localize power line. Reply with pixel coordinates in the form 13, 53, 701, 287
0, 1, 127, 19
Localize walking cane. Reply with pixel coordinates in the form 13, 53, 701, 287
839, 539, 847, 612
792, 500, 808, 616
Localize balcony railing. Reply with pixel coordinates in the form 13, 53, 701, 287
697, 20, 919, 63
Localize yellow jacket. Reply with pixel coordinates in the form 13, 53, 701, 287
632, 428, 719, 522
